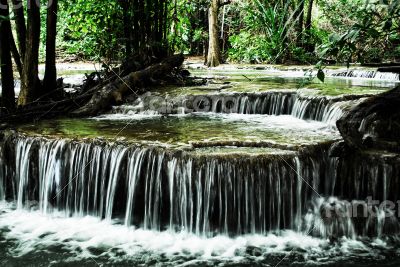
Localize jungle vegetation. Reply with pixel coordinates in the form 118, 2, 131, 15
0, 0, 399, 112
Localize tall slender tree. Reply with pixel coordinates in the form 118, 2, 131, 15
120, 0, 132, 58
132, 0, 140, 52
43, 0, 59, 93
11, 0, 26, 60
0, 0, 16, 111
305, 0, 314, 53
9, 0, 25, 77
18, 0, 41, 105
9, 29, 22, 76
296, 0, 305, 47
206, 0, 230, 67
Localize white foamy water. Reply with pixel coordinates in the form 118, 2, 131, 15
263, 68, 399, 82
198, 113, 339, 133
327, 69, 400, 81
91, 89, 351, 128
0, 202, 392, 265
94, 109, 163, 121
0, 202, 317, 257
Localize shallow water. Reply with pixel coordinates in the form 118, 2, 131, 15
2, 63, 400, 266
187, 67, 399, 94
17, 113, 339, 149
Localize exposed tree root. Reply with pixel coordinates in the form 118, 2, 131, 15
0, 54, 186, 123
72, 54, 184, 117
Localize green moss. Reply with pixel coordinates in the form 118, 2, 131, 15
190, 146, 294, 157
17, 115, 339, 149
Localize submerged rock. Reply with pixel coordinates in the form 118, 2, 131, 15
337, 86, 400, 153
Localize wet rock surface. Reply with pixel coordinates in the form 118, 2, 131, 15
337, 86, 400, 153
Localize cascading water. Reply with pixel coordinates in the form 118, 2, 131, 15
328, 69, 400, 81
1, 132, 400, 240
106, 91, 361, 126
1, 67, 400, 266
1, 134, 327, 236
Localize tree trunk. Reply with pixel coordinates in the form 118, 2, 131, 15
120, 0, 132, 58
9, 31, 23, 76
18, 0, 41, 106
132, 0, 140, 52
207, 0, 221, 67
0, 0, 16, 112
11, 0, 26, 59
145, 0, 152, 44
162, 0, 168, 40
156, 0, 164, 43
296, 0, 305, 47
305, 0, 314, 53
139, 0, 145, 52
43, 0, 58, 94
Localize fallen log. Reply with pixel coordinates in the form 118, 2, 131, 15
72, 54, 185, 117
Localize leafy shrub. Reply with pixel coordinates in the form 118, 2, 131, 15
58, 0, 124, 60
228, 32, 274, 63
227, 0, 314, 64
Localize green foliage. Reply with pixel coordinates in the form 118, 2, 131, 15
58, 0, 124, 60
318, 0, 400, 64
318, 0, 365, 34
228, 1, 293, 63
168, 0, 209, 54
168, 1, 191, 53
388, 45, 400, 60
227, 0, 327, 64
227, 0, 399, 65
228, 33, 272, 63
32, 0, 400, 66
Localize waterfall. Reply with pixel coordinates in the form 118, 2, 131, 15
290, 95, 349, 125
1, 132, 399, 239
38, 139, 66, 214
124, 147, 147, 226
105, 146, 128, 220
103, 91, 358, 126
1, 134, 330, 236
208, 92, 296, 115
16, 138, 34, 210
328, 69, 400, 81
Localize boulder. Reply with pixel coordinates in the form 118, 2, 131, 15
337, 86, 400, 153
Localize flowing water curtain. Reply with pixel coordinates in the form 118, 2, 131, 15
133, 91, 345, 122
4, 131, 400, 238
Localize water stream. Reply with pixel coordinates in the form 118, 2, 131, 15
0, 65, 399, 266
